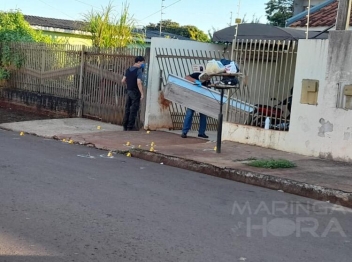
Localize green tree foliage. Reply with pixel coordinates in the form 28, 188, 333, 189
184, 25, 209, 42
146, 19, 210, 42
82, 1, 144, 48
0, 10, 53, 80
0, 10, 52, 43
265, 0, 293, 27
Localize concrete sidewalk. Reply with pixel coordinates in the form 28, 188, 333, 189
1, 118, 352, 207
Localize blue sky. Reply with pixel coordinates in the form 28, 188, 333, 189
2, 0, 268, 33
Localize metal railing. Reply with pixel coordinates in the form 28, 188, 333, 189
5, 42, 148, 126
155, 47, 232, 131
154, 41, 296, 131
226, 39, 297, 131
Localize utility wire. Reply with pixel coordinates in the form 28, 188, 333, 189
72, 0, 100, 10
139, 0, 182, 21
37, 0, 76, 19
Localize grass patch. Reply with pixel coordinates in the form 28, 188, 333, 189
233, 157, 258, 162
246, 159, 296, 169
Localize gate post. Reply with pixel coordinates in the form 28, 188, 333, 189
77, 46, 85, 117
139, 47, 151, 129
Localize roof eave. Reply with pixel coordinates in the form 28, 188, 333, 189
30, 25, 91, 36
286, 0, 336, 27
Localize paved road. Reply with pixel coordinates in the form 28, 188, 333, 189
0, 129, 351, 262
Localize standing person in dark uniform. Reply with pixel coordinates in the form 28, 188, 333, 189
121, 56, 145, 131
181, 68, 211, 138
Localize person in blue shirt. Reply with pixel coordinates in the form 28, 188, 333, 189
181, 70, 211, 138
121, 56, 145, 131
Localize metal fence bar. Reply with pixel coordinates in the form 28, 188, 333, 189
262, 40, 271, 125
279, 41, 290, 130
238, 39, 248, 124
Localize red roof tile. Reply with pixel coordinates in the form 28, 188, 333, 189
290, 0, 352, 28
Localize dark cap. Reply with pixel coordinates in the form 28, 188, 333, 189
135, 56, 145, 63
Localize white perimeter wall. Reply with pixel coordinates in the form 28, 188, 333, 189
223, 31, 352, 162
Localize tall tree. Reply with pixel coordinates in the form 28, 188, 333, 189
265, 0, 294, 27
83, 1, 144, 48
146, 19, 209, 42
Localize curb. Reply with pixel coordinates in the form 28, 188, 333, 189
2, 127, 351, 208
130, 149, 352, 208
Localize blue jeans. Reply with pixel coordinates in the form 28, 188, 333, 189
182, 108, 207, 135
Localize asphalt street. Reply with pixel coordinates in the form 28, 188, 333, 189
0, 128, 351, 262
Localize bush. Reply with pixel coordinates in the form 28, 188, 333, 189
0, 67, 10, 80
0, 10, 53, 80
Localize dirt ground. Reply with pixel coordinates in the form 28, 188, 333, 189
0, 106, 61, 124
